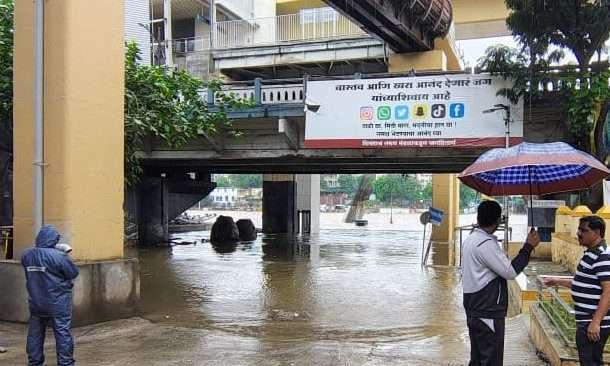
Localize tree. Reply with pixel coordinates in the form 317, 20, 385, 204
320, 178, 329, 192
372, 174, 418, 204
477, 1, 610, 152
229, 174, 262, 189
214, 175, 231, 187
506, 0, 610, 71
124, 42, 250, 186
337, 174, 359, 194
460, 184, 479, 210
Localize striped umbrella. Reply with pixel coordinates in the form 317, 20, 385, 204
458, 142, 610, 197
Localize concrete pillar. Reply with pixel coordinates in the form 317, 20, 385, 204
388, 50, 448, 73
263, 174, 296, 234
138, 177, 169, 245
430, 174, 460, 244
13, 0, 124, 261
7, 0, 141, 325
295, 174, 320, 234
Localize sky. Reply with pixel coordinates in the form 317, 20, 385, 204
456, 36, 610, 69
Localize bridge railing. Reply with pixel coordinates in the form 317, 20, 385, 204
201, 78, 305, 106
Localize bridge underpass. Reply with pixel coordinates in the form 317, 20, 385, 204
133, 75, 569, 246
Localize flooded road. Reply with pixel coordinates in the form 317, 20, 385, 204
134, 213, 543, 365
0, 212, 544, 365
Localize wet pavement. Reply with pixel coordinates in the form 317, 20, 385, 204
0, 221, 546, 365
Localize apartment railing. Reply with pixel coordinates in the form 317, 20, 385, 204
214, 8, 368, 49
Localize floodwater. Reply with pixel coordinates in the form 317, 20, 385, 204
134, 211, 543, 365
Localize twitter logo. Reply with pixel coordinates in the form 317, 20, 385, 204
395, 105, 409, 120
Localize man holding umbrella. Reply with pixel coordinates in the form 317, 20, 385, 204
462, 200, 540, 365
543, 215, 610, 366
459, 141, 610, 365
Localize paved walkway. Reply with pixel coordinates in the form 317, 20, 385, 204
0, 315, 546, 365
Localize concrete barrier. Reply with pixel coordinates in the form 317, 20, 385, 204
554, 206, 573, 234
0, 258, 139, 326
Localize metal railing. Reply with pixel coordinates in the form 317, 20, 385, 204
173, 37, 211, 53
455, 223, 512, 267
535, 275, 610, 352
536, 275, 577, 348
213, 8, 368, 49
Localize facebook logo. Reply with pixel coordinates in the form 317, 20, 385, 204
449, 103, 465, 118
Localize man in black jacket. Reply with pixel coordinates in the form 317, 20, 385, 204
462, 200, 539, 365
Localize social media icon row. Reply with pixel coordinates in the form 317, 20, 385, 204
360, 104, 465, 120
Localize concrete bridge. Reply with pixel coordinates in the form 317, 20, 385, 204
143, 74, 568, 174
133, 72, 569, 246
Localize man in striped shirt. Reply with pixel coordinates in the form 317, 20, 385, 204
544, 215, 610, 366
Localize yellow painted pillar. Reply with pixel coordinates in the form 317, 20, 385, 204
596, 206, 610, 242
554, 206, 573, 234
13, 0, 124, 260
388, 50, 448, 73
430, 174, 460, 243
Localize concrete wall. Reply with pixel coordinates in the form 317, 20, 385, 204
252, 0, 276, 44
552, 233, 585, 273
13, 0, 125, 261
0, 259, 139, 326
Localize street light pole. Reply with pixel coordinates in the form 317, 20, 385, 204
390, 190, 393, 224
483, 103, 511, 252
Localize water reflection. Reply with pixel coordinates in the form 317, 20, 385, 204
138, 230, 465, 345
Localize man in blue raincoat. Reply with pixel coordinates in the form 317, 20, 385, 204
21, 225, 79, 366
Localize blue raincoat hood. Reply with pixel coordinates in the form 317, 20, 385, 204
22, 224, 79, 318
35, 225, 61, 248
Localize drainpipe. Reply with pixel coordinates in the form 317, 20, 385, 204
163, 0, 173, 69
33, 0, 45, 236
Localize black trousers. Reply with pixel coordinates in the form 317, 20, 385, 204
467, 317, 505, 366
576, 322, 610, 366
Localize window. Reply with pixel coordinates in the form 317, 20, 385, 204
300, 7, 336, 24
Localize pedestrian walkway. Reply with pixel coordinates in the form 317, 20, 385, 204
0, 315, 546, 365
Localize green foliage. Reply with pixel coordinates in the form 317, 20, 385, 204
420, 182, 432, 202
213, 174, 262, 189
564, 69, 610, 150
228, 174, 262, 189
0, 0, 13, 154
320, 178, 329, 191
337, 174, 358, 193
372, 174, 419, 203
214, 175, 231, 187
505, 0, 610, 69
477, 1, 610, 152
124, 42, 251, 186
460, 184, 479, 210
477, 44, 563, 104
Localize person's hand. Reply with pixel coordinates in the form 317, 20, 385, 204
542, 277, 558, 287
588, 321, 601, 342
527, 229, 541, 248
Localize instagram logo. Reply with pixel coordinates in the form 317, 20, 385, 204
360, 106, 374, 120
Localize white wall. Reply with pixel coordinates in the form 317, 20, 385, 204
124, 0, 151, 65
252, 0, 276, 44
296, 174, 320, 234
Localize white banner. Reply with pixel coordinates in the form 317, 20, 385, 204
304, 74, 524, 148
